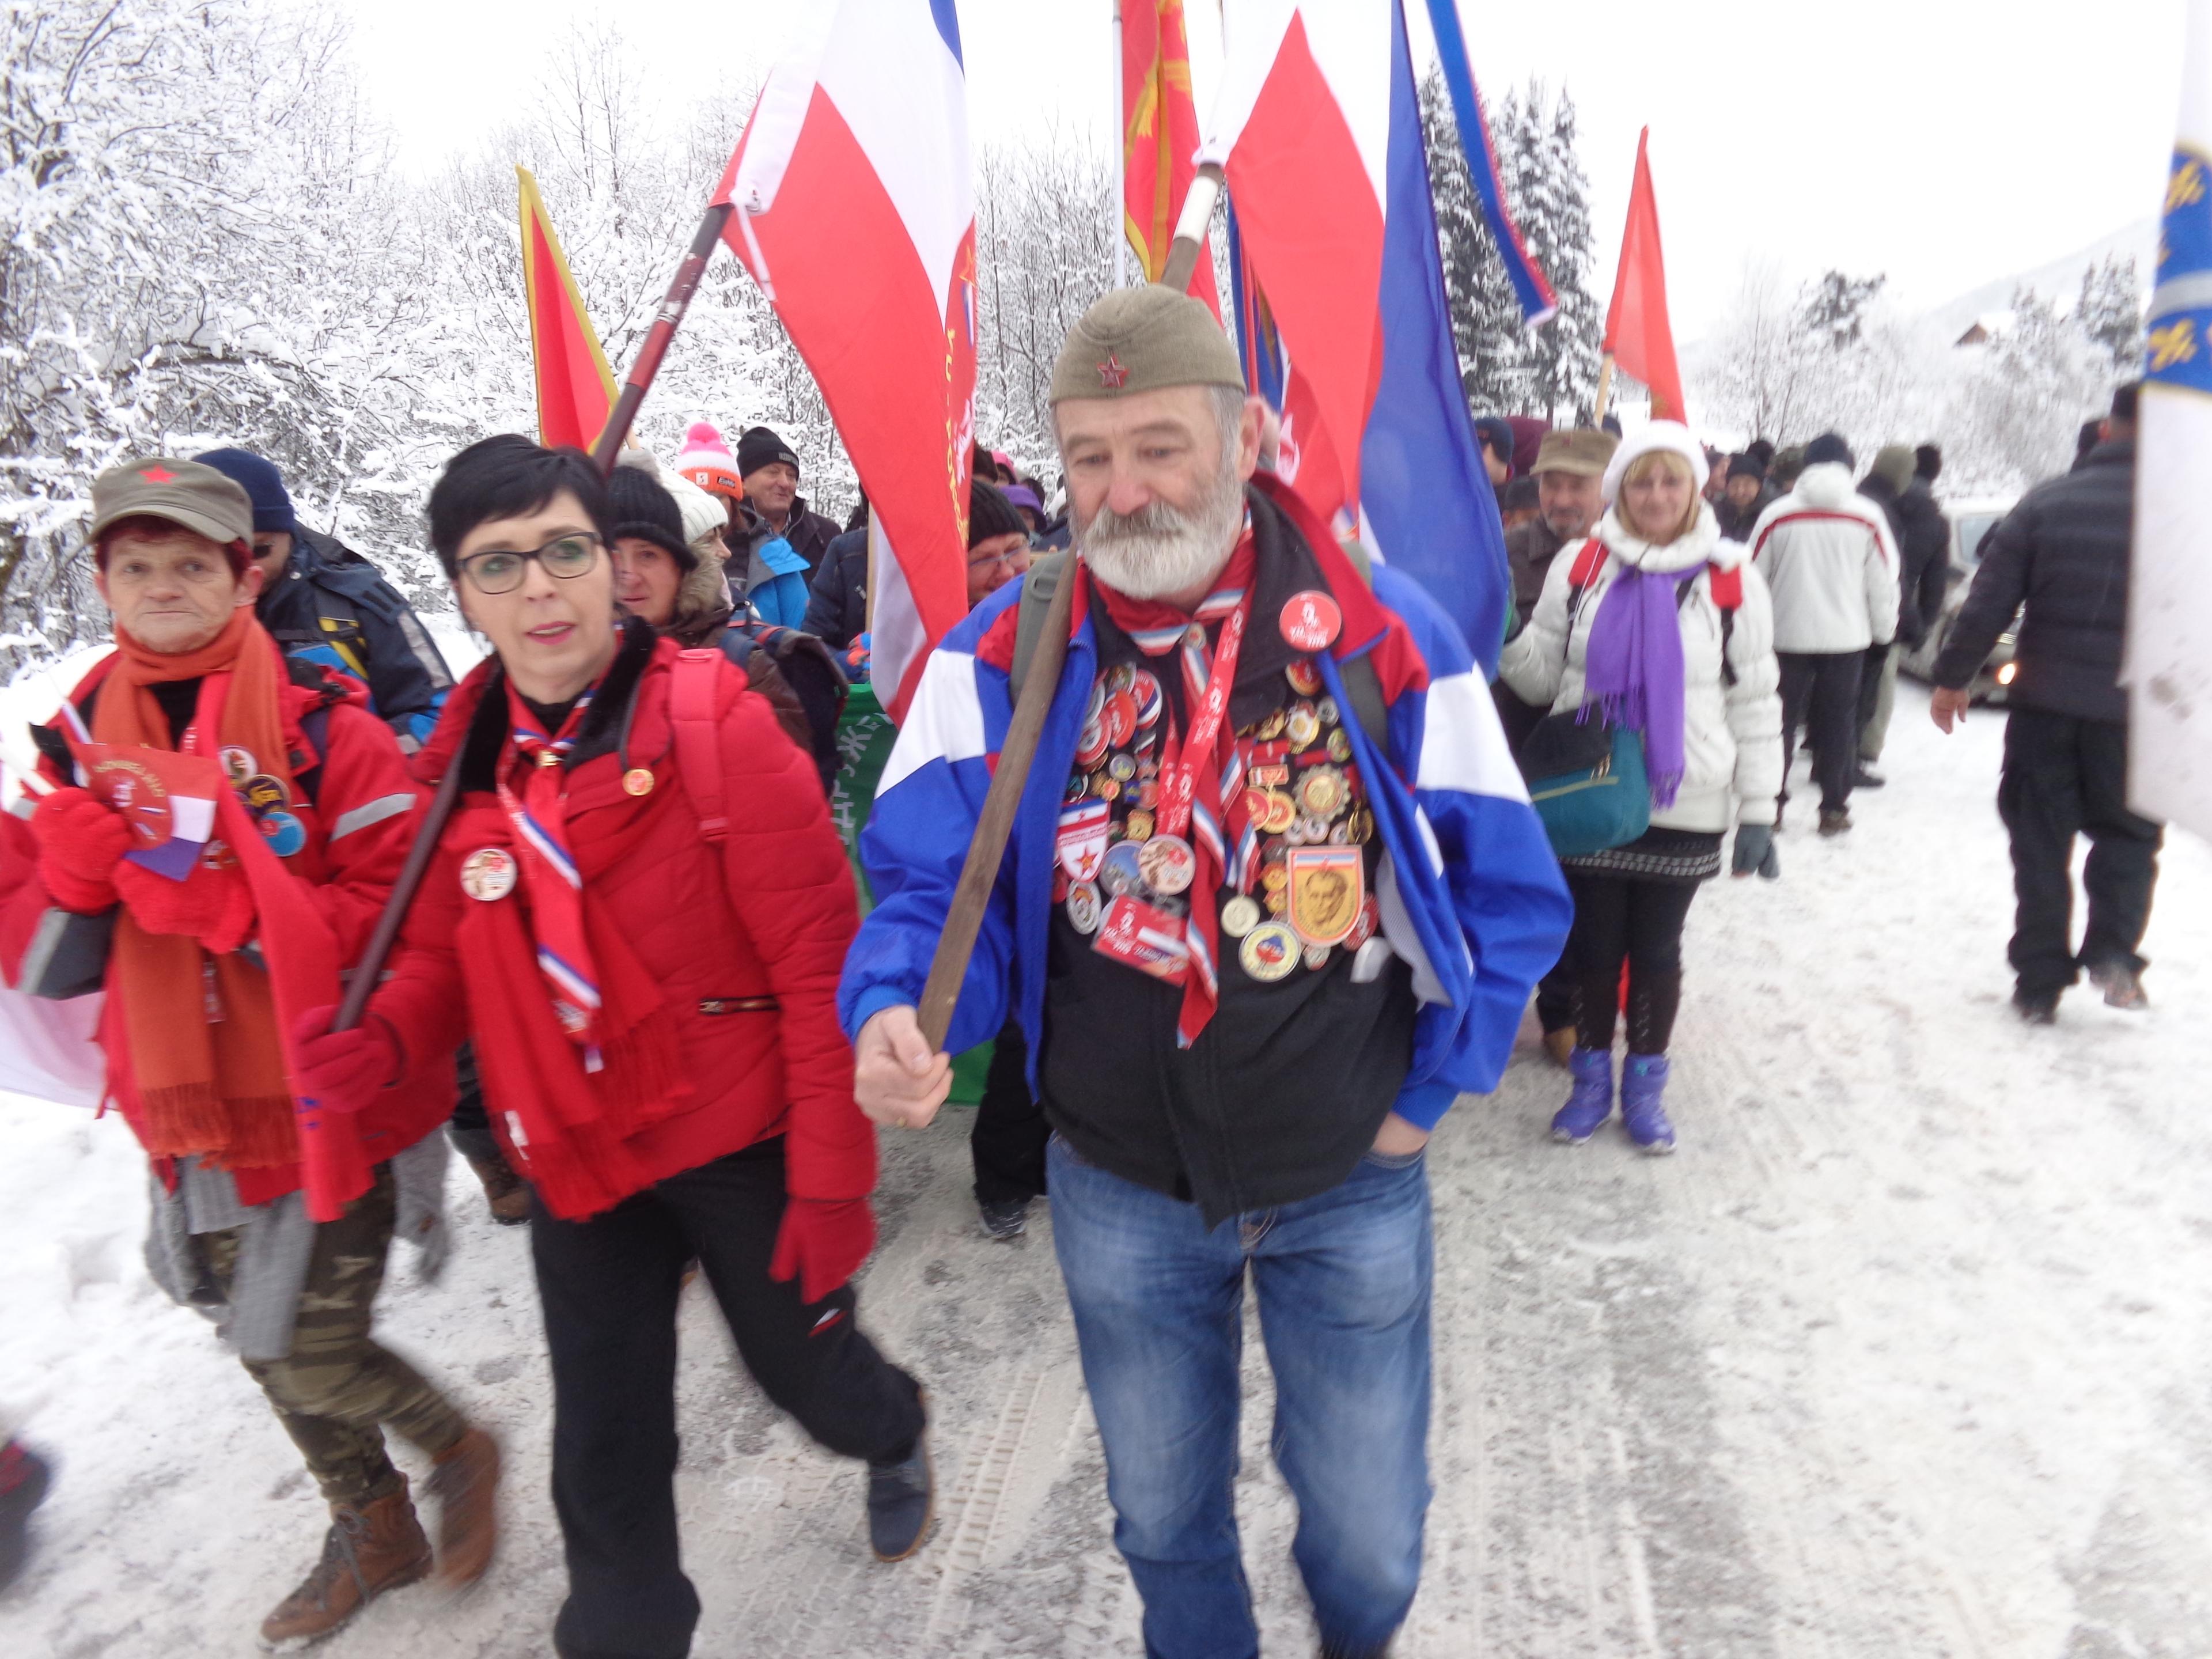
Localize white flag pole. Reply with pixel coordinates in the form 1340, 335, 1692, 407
1112, 0, 1129, 286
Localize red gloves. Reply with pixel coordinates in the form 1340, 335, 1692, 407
768, 1197, 877, 1304
114, 859, 253, 952
289, 1004, 402, 1116
31, 788, 131, 912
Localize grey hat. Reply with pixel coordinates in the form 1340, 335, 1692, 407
90, 457, 253, 548
1050, 284, 1245, 406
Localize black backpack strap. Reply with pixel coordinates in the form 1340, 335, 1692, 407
1339, 655, 1389, 756
296, 704, 334, 808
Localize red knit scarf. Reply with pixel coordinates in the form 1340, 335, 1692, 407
92, 611, 299, 1169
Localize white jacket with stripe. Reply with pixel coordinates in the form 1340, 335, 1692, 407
1499, 504, 1785, 833
1746, 463, 1901, 653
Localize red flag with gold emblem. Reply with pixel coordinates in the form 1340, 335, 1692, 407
517, 166, 619, 453
1122, 0, 1221, 317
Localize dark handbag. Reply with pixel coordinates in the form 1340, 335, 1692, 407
17, 905, 116, 999
1517, 714, 1650, 858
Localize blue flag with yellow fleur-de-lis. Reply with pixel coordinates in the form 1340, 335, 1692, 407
2127, 0, 2212, 839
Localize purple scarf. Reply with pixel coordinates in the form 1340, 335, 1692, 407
1581, 562, 1694, 808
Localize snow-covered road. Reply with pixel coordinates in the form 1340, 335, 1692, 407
4, 680, 2206, 1658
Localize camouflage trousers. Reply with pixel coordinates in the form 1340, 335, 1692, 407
204, 1162, 467, 1508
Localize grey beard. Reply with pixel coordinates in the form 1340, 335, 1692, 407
1074, 464, 1247, 601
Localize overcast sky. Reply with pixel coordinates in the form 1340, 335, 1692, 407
336, 0, 2184, 339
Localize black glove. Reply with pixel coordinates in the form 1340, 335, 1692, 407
1732, 824, 1780, 881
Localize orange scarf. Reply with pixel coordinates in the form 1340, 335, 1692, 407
94, 609, 298, 1169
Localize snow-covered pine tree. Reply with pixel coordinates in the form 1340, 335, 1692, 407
1510, 86, 1603, 424
2075, 255, 2144, 373
1417, 70, 1528, 415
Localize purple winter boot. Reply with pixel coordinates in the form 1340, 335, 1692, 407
1620, 1054, 1675, 1154
1550, 1047, 1615, 1144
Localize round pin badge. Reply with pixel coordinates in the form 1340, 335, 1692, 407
243, 773, 291, 814
1261, 791, 1298, 835
1076, 721, 1110, 770
1108, 753, 1137, 783
1219, 895, 1263, 938
1124, 808, 1156, 843
219, 747, 257, 787
1240, 922, 1300, 982
257, 809, 306, 858
1298, 766, 1348, 819
1281, 590, 1342, 652
1302, 942, 1332, 970
1327, 728, 1353, 763
1138, 833, 1196, 896
1099, 839, 1148, 899
460, 846, 518, 902
1108, 663, 1137, 694
1102, 690, 1138, 749
1095, 774, 1122, 802
623, 767, 656, 797
1065, 772, 1090, 804
1316, 696, 1340, 727
1131, 670, 1164, 728
1065, 880, 1104, 934
1286, 705, 1321, 748
1285, 660, 1323, 697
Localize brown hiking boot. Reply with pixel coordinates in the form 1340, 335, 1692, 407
464, 1152, 531, 1226
427, 1426, 500, 1590
259, 1483, 430, 1650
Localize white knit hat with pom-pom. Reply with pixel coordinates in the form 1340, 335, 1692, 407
674, 421, 743, 503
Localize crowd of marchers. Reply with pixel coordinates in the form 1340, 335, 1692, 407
0, 286, 2161, 1659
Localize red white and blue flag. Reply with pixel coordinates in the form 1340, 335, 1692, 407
1204, 0, 1511, 673
715, 0, 977, 722
1421, 0, 1556, 328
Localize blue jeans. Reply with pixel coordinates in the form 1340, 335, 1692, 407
1047, 1135, 1433, 1659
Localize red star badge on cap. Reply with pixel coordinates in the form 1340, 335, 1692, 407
1097, 354, 1129, 389
140, 465, 175, 483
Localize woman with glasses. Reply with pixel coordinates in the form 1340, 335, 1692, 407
293, 435, 933, 1659
964, 479, 1033, 607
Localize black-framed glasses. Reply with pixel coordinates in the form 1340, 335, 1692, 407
457, 533, 603, 595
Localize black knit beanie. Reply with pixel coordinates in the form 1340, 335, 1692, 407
1726, 452, 1766, 483
737, 425, 800, 479
605, 466, 698, 573
1914, 444, 1942, 482
967, 480, 1027, 548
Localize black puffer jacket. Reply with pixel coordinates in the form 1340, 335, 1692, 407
1891, 480, 1950, 649
1933, 439, 2133, 721
801, 527, 869, 649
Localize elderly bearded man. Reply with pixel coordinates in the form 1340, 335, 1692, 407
841, 287, 1570, 1659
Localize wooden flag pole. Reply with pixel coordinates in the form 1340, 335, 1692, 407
914, 552, 1081, 1051
1160, 165, 1224, 293
914, 161, 1226, 1051
1592, 353, 1616, 427
331, 200, 736, 1033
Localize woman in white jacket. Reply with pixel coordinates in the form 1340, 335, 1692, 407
1499, 424, 1784, 1152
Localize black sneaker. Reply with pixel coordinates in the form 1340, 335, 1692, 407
978, 1197, 1030, 1241
1817, 808, 1852, 837
867, 1431, 934, 1562
1853, 766, 1885, 789
2013, 988, 2061, 1025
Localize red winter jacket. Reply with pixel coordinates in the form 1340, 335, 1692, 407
370, 630, 875, 1205
0, 653, 453, 1205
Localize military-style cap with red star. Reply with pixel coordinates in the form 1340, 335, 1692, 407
88, 457, 255, 552
1048, 282, 1245, 408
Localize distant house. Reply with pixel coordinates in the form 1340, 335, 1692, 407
1955, 310, 2014, 347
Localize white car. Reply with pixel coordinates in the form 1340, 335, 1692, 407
1896, 495, 2021, 703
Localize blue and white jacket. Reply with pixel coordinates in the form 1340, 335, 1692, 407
839, 478, 1570, 1134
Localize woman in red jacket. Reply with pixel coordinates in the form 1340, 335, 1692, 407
297, 436, 928, 1659
0, 458, 496, 1648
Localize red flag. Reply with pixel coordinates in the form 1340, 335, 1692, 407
517, 166, 619, 453
1603, 129, 1687, 424
1123, 0, 1221, 317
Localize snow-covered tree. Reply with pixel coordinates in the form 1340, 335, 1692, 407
2074, 255, 2144, 373
1946, 286, 2116, 488
1418, 75, 1601, 423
